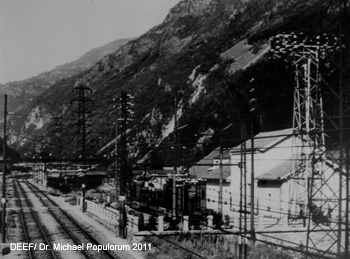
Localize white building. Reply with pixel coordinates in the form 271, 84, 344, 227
189, 148, 232, 214
191, 128, 346, 221
230, 128, 294, 216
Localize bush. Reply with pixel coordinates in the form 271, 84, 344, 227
142, 235, 299, 259
248, 244, 295, 259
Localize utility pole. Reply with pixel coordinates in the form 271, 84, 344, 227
173, 93, 178, 218
118, 91, 134, 198
239, 123, 247, 259
113, 107, 119, 202
1, 94, 7, 243
219, 110, 223, 214
113, 95, 123, 237
249, 80, 256, 242
346, 143, 349, 259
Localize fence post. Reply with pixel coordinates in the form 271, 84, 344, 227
183, 216, 189, 232
158, 215, 164, 232
207, 215, 213, 230
258, 214, 263, 229
282, 215, 288, 227
133, 216, 139, 232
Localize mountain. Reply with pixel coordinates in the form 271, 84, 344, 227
53, 38, 135, 74
0, 38, 133, 114
7, 0, 349, 168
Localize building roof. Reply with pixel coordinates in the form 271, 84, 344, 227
230, 128, 293, 154
189, 148, 221, 176
190, 128, 294, 181
212, 149, 231, 160
256, 159, 292, 180
189, 147, 232, 180
193, 160, 231, 180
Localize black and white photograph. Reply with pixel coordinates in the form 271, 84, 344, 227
0, 0, 349, 258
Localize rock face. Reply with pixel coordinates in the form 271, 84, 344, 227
6, 0, 348, 166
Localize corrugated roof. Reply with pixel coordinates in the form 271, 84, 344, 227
231, 128, 293, 154
256, 159, 292, 180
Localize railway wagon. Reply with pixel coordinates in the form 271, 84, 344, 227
129, 174, 207, 217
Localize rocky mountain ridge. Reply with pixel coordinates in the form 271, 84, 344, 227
7, 0, 349, 168
0, 38, 132, 114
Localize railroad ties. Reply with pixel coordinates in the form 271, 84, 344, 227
13, 179, 127, 259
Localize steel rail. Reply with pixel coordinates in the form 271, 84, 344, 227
25, 180, 121, 259
13, 179, 59, 259
13, 180, 34, 259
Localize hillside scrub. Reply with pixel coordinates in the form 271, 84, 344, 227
142, 235, 296, 259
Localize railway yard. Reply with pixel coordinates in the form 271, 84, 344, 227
2, 179, 144, 259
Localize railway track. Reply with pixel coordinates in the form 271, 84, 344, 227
24, 180, 124, 259
13, 179, 59, 259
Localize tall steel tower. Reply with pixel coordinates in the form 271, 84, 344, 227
271, 32, 342, 258
115, 90, 134, 198
71, 81, 93, 160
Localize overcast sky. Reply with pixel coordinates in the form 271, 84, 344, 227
0, 0, 181, 84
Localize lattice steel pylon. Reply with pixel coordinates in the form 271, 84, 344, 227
115, 90, 134, 198
270, 33, 345, 258
71, 80, 93, 160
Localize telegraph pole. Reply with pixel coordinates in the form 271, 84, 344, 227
239, 123, 247, 259
113, 95, 123, 237
173, 93, 178, 217
249, 80, 256, 242
219, 110, 223, 214
114, 109, 119, 202
250, 117, 255, 242
1, 94, 7, 243
118, 91, 134, 198
120, 92, 127, 199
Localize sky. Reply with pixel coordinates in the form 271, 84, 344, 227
0, 0, 182, 84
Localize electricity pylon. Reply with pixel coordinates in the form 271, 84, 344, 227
71, 80, 93, 160
115, 90, 134, 198
271, 32, 344, 258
